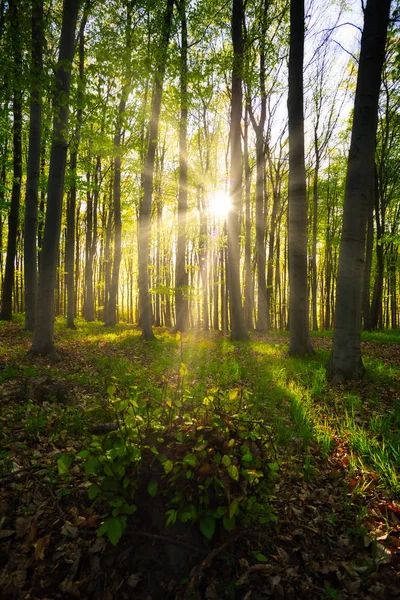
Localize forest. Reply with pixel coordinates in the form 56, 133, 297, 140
0, 0, 400, 598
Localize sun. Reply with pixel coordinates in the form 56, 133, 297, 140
209, 191, 232, 217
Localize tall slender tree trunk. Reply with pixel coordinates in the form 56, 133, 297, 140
311, 150, 319, 331
243, 108, 254, 330
362, 187, 374, 330
287, 0, 313, 355
1, 0, 22, 322
327, 0, 390, 381
66, 4, 88, 329
138, 0, 174, 340
24, 0, 43, 331
175, 0, 188, 332
228, 0, 248, 341
30, 0, 80, 357
105, 4, 133, 326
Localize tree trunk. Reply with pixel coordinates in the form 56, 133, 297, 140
175, 0, 188, 332
1, 0, 22, 322
23, 0, 43, 331
66, 4, 88, 329
30, 0, 80, 356
287, 0, 313, 355
243, 108, 254, 330
228, 0, 248, 341
105, 5, 134, 327
327, 0, 390, 381
362, 186, 374, 331
138, 0, 174, 341
311, 151, 319, 331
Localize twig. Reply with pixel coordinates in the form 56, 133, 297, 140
187, 531, 243, 592
0, 465, 43, 482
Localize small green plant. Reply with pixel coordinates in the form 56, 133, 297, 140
81, 374, 278, 546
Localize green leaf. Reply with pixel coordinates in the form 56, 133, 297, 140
222, 455, 231, 467
242, 453, 253, 463
105, 517, 126, 546
214, 506, 227, 518
163, 459, 173, 474
148, 480, 158, 497
57, 453, 72, 475
223, 516, 235, 532
183, 453, 197, 467
88, 483, 100, 500
179, 362, 188, 377
166, 509, 177, 526
229, 499, 238, 519
85, 456, 99, 475
227, 465, 239, 481
251, 551, 268, 562
200, 515, 215, 540
78, 449, 90, 458
107, 385, 116, 397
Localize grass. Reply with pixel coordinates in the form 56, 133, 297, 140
1, 320, 399, 496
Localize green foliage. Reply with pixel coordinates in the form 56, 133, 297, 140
81, 369, 277, 546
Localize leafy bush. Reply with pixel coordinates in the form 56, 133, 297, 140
81, 376, 278, 545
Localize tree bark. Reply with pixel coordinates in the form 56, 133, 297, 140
175, 0, 188, 332
1, 0, 22, 322
23, 0, 43, 331
228, 0, 249, 341
287, 0, 313, 355
138, 0, 174, 340
327, 0, 390, 381
30, 0, 80, 356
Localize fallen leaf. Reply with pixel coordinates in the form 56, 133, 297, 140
127, 573, 141, 588
0, 529, 15, 539
34, 535, 51, 560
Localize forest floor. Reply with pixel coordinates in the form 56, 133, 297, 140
0, 318, 400, 600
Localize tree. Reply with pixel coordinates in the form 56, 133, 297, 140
138, 0, 174, 341
327, 0, 391, 381
104, 0, 134, 327
0, 0, 22, 322
175, 0, 189, 333
247, 0, 269, 332
24, 0, 44, 331
287, 0, 313, 355
30, 0, 81, 357
228, 0, 249, 341
66, 1, 89, 329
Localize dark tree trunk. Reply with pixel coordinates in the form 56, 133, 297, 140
66, 4, 88, 329
84, 177, 95, 321
1, 0, 22, 322
30, 0, 80, 356
175, 0, 188, 332
327, 0, 390, 381
228, 0, 248, 341
138, 0, 174, 341
287, 0, 313, 355
24, 0, 43, 331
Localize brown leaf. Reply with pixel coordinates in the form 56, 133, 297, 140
21, 520, 37, 553
34, 535, 51, 560
15, 517, 31, 539
79, 514, 101, 529
0, 529, 15, 539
